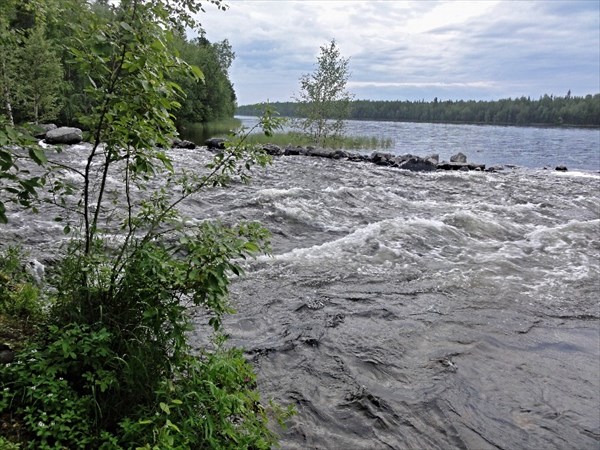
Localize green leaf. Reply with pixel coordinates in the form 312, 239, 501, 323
165, 419, 180, 432
190, 65, 204, 81
119, 21, 134, 33
28, 147, 48, 165
159, 402, 170, 414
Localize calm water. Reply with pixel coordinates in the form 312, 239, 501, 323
237, 116, 600, 171
2, 123, 599, 448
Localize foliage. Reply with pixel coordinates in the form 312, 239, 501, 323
0, 116, 48, 224
0, 247, 43, 324
295, 39, 354, 144
0, 0, 292, 448
174, 35, 237, 125
14, 25, 63, 124
238, 93, 600, 127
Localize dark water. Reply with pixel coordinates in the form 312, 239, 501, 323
2, 124, 600, 448
237, 116, 600, 171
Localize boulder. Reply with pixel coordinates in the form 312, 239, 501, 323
555, 165, 568, 172
331, 150, 349, 159
397, 156, 437, 172
172, 138, 196, 149
44, 126, 83, 145
371, 152, 395, 166
450, 152, 467, 163
0, 344, 14, 365
426, 153, 440, 164
205, 137, 226, 150
33, 123, 57, 139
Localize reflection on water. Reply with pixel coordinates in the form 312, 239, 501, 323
178, 118, 242, 144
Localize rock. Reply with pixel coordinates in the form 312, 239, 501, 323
33, 123, 57, 139
0, 343, 14, 365
437, 161, 485, 171
284, 146, 306, 156
555, 165, 568, 172
346, 152, 369, 162
306, 147, 336, 158
205, 138, 226, 150
332, 150, 349, 159
426, 153, 440, 164
397, 156, 437, 172
44, 126, 83, 145
262, 144, 283, 156
172, 138, 196, 149
450, 152, 467, 163
371, 152, 395, 166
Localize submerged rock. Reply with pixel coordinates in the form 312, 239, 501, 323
555, 165, 568, 172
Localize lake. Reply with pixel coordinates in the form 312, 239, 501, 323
236, 115, 600, 171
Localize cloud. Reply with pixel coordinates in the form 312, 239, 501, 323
196, 0, 600, 104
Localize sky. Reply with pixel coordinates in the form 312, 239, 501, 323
193, 0, 600, 105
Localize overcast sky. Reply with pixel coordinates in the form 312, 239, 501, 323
194, 0, 600, 105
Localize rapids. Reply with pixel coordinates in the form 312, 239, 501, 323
2, 139, 599, 449
184, 153, 600, 449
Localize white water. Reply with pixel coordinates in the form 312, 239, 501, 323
2, 128, 599, 448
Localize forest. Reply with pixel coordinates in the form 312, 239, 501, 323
237, 93, 600, 127
0, 0, 236, 129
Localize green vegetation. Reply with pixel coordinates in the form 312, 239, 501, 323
0, 0, 236, 129
295, 39, 354, 144
238, 93, 600, 127
243, 130, 392, 150
0, 0, 293, 448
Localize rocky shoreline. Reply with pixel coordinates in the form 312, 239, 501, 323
34, 125, 570, 173
205, 137, 571, 173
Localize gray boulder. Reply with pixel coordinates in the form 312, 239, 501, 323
45, 126, 83, 145
397, 156, 437, 172
450, 152, 467, 163
555, 165, 568, 172
34, 123, 57, 139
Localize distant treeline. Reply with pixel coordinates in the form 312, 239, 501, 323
237, 94, 600, 127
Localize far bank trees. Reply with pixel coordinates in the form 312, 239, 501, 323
295, 39, 353, 144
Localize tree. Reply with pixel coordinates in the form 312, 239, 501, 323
16, 25, 63, 123
1, 0, 291, 447
295, 39, 353, 144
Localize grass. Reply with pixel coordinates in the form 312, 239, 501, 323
243, 131, 393, 150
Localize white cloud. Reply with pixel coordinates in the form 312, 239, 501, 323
195, 0, 600, 104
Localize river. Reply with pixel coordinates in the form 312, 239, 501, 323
2, 121, 600, 449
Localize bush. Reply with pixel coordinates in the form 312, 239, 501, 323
0, 248, 43, 323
